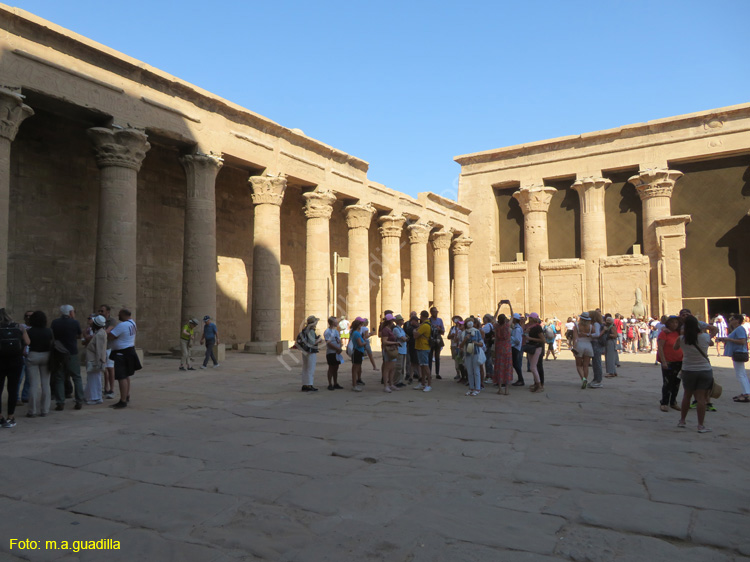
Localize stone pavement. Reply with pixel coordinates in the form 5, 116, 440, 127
1, 348, 749, 561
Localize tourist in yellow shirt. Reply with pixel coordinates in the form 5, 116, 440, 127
413, 310, 433, 392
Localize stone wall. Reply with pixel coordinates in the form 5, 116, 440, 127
539, 259, 585, 319
599, 255, 651, 317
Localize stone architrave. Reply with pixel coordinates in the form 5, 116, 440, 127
378, 214, 406, 314
87, 127, 150, 317
344, 203, 375, 321
654, 215, 692, 317
303, 189, 337, 322
572, 176, 611, 310
431, 228, 453, 319
629, 168, 683, 313
407, 222, 431, 313
0, 88, 33, 308
248, 174, 287, 346
452, 236, 473, 318
513, 186, 556, 314
179, 153, 223, 326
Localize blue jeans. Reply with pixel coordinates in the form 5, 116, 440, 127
465, 353, 481, 390
203, 339, 218, 367
591, 342, 603, 383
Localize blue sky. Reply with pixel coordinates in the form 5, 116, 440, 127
15, 0, 749, 198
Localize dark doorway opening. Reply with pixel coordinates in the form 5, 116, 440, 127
707, 298, 739, 319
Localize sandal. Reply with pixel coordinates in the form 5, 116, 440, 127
733, 395, 750, 403
605, 374, 617, 378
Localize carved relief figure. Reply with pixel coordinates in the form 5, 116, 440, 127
632, 287, 647, 318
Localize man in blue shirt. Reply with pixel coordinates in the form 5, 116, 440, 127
200, 315, 220, 369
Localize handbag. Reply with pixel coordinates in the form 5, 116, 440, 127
710, 379, 723, 399
476, 345, 486, 364
732, 351, 749, 363
384, 344, 399, 360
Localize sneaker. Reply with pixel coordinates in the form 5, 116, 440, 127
484, 378, 493, 384
55, 404, 64, 411
677, 421, 687, 428
352, 386, 363, 392
104, 392, 114, 399
187, 367, 196, 371
74, 402, 83, 410
179, 367, 186, 371
670, 403, 680, 411
333, 384, 344, 389
327, 385, 335, 391
86, 400, 103, 405
436, 374, 442, 380
470, 390, 480, 396
395, 383, 406, 388
384, 386, 392, 393
423, 386, 432, 392
581, 378, 587, 389
357, 380, 365, 386
389, 385, 400, 391
465, 390, 473, 396
511, 381, 525, 387
589, 382, 603, 389
413, 383, 424, 390
2, 418, 16, 428
454, 375, 461, 381
697, 426, 712, 433
707, 404, 717, 412
112, 401, 127, 409
213, 364, 220, 368
200, 365, 207, 369
660, 405, 669, 412
689, 401, 697, 409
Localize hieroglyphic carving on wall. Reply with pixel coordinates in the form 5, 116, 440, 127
599, 255, 651, 316
492, 262, 527, 312
539, 259, 585, 318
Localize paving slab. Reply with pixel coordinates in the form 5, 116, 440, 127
1, 350, 747, 560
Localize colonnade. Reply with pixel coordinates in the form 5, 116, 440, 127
510, 170, 689, 316
0, 87, 473, 349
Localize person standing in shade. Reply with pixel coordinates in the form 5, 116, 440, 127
348, 318, 366, 392
324, 316, 343, 391
200, 315, 220, 369
84, 315, 107, 405
0, 309, 30, 427
107, 309, 140, 409
97, 305, 116, 399
428, 307, 445, 380
24, 311, 53, 417
298, 315, 322, 392
510, 313, 525, 386
179, 318, 199, 371
380, 313, 400, 393
51, 304, 83, 411
404, 313, 419, 384
414, 310, 433, 392
392, 314, 409, 387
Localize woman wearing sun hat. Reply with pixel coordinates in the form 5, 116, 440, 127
84, 315, 108, 405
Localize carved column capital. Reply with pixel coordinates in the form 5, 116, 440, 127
431, 228, 454, 250
513, 185, 556, 214
572, 176, 611, 211
452, 236, 473, 255
250, 174, 287, 206
180, 153, 223, 199
0, 87, 34, 141
378, 214, 406, 238
407, 222, 432, 245
345, 203, 375, 230
303, 189, 336, 220
87, 127, 150, 171
629, 169, 683, 201
180, 152, 223, 174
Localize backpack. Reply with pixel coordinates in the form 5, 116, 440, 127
346, 338, 354, 357
597, 326, 610, 347
627, 325, 635, 339
429, 323, 444, 349
0, 323, 24, 357
295, 329, 312, 353
544, 325, 555, 341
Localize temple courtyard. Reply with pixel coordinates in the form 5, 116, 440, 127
1, 350, 749, 561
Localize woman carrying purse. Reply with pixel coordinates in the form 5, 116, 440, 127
717, 314, 749, 402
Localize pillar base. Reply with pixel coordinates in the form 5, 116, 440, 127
243, 341, 288, 355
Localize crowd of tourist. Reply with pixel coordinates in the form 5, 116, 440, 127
0, 305, 140, 428
294, 303, 750, 433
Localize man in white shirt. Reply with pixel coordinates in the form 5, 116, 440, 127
106, 309, 141, 409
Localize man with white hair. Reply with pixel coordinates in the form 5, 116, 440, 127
50, 304, 83, 411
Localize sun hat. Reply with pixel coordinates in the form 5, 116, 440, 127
189, 317, 199, 325
92, 315, 106, 327
512, 313, 521, 320
579, 312, 591, 321
394, 314, 403, 321
306, 315, 319, 325
528, 312, 540, 319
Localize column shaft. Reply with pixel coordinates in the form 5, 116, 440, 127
379, 214, 405, 313
304, 190, 336, 322
513, 186, 556, 313
250, 175, 286, 343
407, 223, 431, 314
88, 127, 150, 317
572, 177, 611, 310
345, 204, 375, 321
0, 88, 33, 308
180, 154, 223, 324
431, 229, 452, 319
452, 236, 473, 318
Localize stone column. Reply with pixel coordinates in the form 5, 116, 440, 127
0, 88, 33, 308
452, 236, 473, 318
345, 203, 375, 321
431, 228, 453, 319
303, 189, 337, 322
88, 127, 150, 317
248, 175, 286, 345
407, 222, 431, 313
654, 215, 692, 317
629, 168, 683, 315
378, 214, 406, 314
572, 176, 611, 310
513, 186, 556, 313
179, 153, 223, 324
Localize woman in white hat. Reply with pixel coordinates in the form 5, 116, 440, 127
298, 315, 323, 392
84, 315, 108, 405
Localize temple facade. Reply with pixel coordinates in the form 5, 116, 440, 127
0, 5, 473, 353
456, 104, 750, 321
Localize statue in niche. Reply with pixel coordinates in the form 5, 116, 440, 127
632, 287, 647, 318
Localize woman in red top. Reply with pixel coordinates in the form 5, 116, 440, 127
657, 315, 682, 412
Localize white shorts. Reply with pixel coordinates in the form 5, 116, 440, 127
574, 340, 594, 358
106, 348, 114, 369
